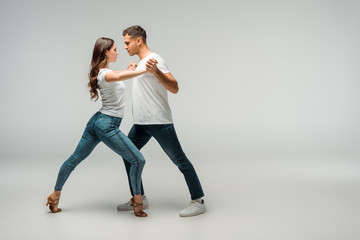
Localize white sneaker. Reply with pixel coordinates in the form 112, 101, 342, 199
179, 199, 206, 217
117, 196, 149, 211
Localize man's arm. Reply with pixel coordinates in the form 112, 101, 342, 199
146, 58, 179, 94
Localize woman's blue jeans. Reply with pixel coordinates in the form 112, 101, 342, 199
123, 124, 204, 200
54, 112, 145, 195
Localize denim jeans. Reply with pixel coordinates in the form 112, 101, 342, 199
123, 124, 204, 200
54, 112, 145, 195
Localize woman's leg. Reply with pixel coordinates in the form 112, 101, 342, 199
123, 124, 151, 196
94, 113, 147, 216
97, 127, 145, 196
47, 113, 101, 213
54, 129, 100, 191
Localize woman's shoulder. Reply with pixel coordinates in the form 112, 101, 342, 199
99, 68, 112, 73
97, 68, 113, 81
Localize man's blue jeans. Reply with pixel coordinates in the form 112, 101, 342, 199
123, 124, 204, 200
54, 112, 145, 195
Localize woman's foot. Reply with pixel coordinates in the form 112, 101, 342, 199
117, 195, 149, 211
131, 195, 147, 217
46, 191, 62, 213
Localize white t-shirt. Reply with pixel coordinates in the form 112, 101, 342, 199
97, 68, 126, 118
132, 52, 173, 124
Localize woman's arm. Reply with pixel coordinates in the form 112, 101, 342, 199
104, 69, 146, 82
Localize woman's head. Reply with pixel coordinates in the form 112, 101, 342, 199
91, 37, 118, 65
88, 37, 117, 101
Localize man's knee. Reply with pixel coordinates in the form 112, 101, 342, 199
170, 154, 189, 167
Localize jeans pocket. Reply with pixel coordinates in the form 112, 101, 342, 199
96, 114, 115, 133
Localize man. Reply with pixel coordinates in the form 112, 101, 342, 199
117, 25, 206, 217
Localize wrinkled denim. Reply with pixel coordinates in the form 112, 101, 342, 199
123, 124, 204, 200
54, 112, 145, 195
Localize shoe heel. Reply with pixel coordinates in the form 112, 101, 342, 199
46, 193, 62, 213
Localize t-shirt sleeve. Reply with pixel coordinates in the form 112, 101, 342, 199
155, 56, 170, 74
97, 69, 112, 82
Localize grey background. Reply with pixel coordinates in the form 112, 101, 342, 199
0, 0, 359, 239
1, 0, 359, 158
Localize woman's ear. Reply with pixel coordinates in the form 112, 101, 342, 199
105, 50, 109, 57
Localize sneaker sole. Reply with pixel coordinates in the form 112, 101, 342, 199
117, 205, 149, 211
179, 209, 206, 217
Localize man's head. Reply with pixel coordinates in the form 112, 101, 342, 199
123, 25, 147, 56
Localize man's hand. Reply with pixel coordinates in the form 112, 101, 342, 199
145, 58, 159, 74
127, 61, 138, 71
145, 58, 178, 93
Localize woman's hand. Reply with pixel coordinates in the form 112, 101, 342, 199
127, 61, 138, 71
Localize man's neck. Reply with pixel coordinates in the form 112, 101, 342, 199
138, 46, 152, 60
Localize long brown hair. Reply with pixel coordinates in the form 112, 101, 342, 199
88, 37, 114, 101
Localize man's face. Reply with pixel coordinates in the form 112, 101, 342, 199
124, 34, 139, 56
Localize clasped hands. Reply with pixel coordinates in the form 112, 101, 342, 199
127, 58, 159, 75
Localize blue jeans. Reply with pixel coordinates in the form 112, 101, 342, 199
54, 112, 145, 195
123, 124, 204, 200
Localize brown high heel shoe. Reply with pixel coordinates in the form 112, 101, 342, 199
46, 193, 62, 213
130, 197, 147, 217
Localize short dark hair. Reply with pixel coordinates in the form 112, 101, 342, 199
123, 25, 147, 44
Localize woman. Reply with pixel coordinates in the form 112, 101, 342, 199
46, 37, 147, 217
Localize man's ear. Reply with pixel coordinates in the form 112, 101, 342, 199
136, 37, 142, 46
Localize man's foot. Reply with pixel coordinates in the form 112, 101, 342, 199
117, 196, 149, 211
179, 199, 206, 217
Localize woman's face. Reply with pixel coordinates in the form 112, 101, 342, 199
106, 43, 119, 63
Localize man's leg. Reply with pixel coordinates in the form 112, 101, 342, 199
150, 124, 204, 200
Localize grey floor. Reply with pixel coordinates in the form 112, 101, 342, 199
1, 150, 359, 240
